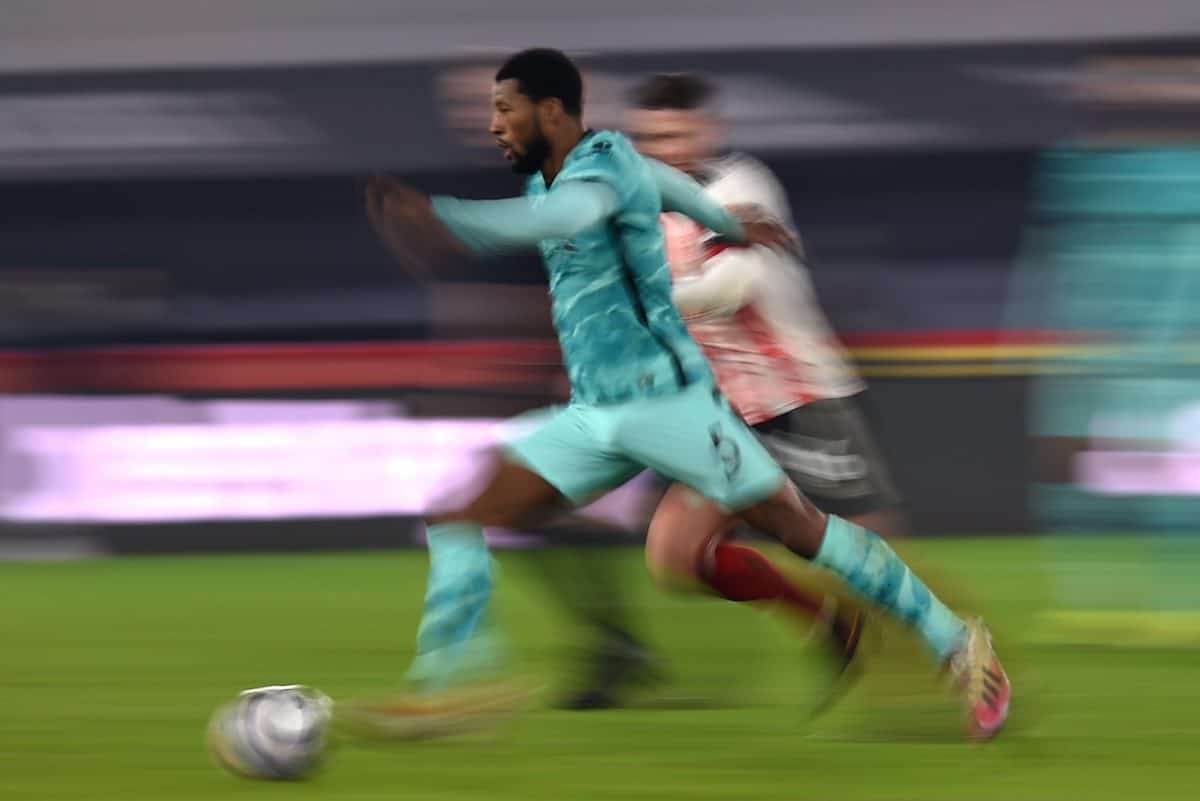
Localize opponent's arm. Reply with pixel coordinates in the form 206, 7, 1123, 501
672, 247, 773, 319
667, 157, 806, 318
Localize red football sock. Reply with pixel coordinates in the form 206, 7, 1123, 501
700, 538, 827, 621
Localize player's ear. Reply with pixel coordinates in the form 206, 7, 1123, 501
538, 96, 565, 125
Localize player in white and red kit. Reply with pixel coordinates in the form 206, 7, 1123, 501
631, 73, 904, 537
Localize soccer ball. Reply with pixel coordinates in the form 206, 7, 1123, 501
206, 685, 333, 780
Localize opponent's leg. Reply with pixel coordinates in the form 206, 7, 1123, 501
645, 482, 863, 711
646, 485, 819, 619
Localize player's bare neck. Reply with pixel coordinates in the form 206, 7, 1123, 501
539, 123, 586, 187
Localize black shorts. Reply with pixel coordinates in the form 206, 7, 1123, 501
751, 396, 900, 518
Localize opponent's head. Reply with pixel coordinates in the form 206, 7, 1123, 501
492, 48, 583, 175
627, 73, 721, 175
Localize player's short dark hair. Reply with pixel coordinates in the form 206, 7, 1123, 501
630, 73, 714, 111
495, 48, 583, 116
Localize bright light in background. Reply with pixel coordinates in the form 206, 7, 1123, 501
0, 397, 647, 525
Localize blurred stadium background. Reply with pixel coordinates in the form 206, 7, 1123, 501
2, 3, 1200, 799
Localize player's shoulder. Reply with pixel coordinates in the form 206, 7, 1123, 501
564, 129, 639, 175
707, 152, 781, 189
704, 152, 789, 215
584, 128, 635, 156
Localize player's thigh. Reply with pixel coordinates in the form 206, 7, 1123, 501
505, 405, 642, 510
427, 450, 565, 528
755, 396, 901, 519
563, 469, 665, 534
614, 382, 784, 512
645, 482, 734, 588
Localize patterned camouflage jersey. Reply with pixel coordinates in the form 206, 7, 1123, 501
523, 130, 714, 403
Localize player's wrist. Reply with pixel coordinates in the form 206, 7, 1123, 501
427, 196, 478, 254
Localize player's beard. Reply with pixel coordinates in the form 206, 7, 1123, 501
510, 128, 551, 175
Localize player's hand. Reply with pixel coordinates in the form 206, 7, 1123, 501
362, 176, 466, 279
727, 203, 802, 256
364, 176, 432, 233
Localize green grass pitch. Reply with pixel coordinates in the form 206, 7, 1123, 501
2, 537, 1198, 800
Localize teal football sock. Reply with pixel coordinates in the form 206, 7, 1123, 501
407, 522, 502, 689
815, 515, 967, 661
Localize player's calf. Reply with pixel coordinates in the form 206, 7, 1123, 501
738, 481, 1012, 739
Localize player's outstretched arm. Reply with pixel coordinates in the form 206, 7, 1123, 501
431, 183, 619, 255
644, 157, 743, 239
365, 176, 620, 263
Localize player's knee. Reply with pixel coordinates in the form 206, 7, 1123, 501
645, 487, 725, 592
645, 521, 691, 589
644, 535, 703, 592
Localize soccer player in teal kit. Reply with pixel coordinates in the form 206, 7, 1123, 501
363, 48, 1010, 741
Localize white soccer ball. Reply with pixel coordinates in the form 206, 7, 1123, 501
207, 685, 333, 781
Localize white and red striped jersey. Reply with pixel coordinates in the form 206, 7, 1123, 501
664, 154, 863, 425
